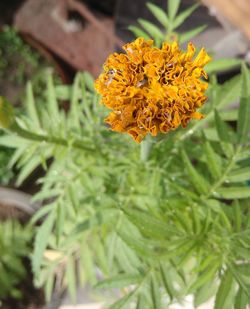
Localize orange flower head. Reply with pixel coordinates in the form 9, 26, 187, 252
95, 38, 211, 143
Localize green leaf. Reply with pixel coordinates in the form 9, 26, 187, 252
159, 263, 175, 301
30, 203, 54, 224
234, 287, 248, 309
168, 0, 181, 20
173, 4, 199, 29
203, 140, 221, 180
146, 2, 169, 27
181, 149, 209, 195
69, 73, 81, 129
151, 274, 162, 309
214, 110, 234, 156
95, 274, 142, 289
55, 85, 71, 100
214, 186, 250, 200
70, 208, 118, 238
0, 135, 28, 148
227, 167, 250, 182
214, 271, 234, 309
138, 19, 164, 40
83, 72, 95, 92
233, 200, 241, 232
26, 82, 40, 128
205, 59, 242, 75
214, 110, 230, 143
194, 281, 218, 308
66, 255, 77, 303
124, 208, 176, 238
109, 291, 135, 309
45, 272, 54, 302
118, 229, 156, 258
32, 210, 55, 273
188, 265, 218, 293
237, 63, 250, 142
16, 154, 44, 186
46, 71, 59, 121
179, 25, 206, 44
128, 25, 150, 40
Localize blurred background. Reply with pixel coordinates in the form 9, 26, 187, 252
0, 0, 250, 308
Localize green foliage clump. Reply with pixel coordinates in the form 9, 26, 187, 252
1, 65, 249, 307
0, 26, 40, 85
0, 1, 249, 308
0, 221, 32, 300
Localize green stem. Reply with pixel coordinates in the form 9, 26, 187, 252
9, 122, 94, 152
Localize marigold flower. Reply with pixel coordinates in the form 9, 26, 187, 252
95, 38, 211, 143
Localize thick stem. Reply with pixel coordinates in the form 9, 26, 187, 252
9, 122, 94, 152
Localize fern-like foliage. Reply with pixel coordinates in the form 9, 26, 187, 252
0, 221, 32, 300
1, 60, 250, 308
128, 0, 205, 45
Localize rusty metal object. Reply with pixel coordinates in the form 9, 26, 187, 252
14, 0, 123, 76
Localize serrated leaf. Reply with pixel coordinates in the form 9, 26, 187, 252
0, 135, 28, 148
45, 272, 54, 302
173, 3, 199, 29
151, 274, 162, 309
128, 25, 150, 40
56, 202, 65, 244
26, 82, 40, 128
179, 25, 206, 44
203, 140, 221, 180
46, 71, 59, 121
214, 186, 250, 199
227, 167, 250, 182
194, 281, 218, 308
181, 149, 209, 195
83, 72, 95, 92
109, 291, 135, 309
159, 263, 175, 300
71, 208, 118, 238
214, 110, 230, 143
168, 0, 181, 20
66, 255, 77, 303
138, 19, 164, 40
146, 2, 169, 27
16, 155, 43, 186
118, 229, 156, 258
124, 208, 176, 238
188, 265, 218, 293
137, 292, 148, 309
205, 59, 242, 75
30, 203, 55, 225
234, 287, 248, 309
69, 74, 81, 129
95, 274, 142, 289
233, 200, 241, 232
55, 85, 71, 100
32, 210, 55, 273
237, 63, 250, 142
214, 271, 234, 309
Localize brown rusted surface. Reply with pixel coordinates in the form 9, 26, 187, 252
14, 0, 123, 76
202, 0, 250, 39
